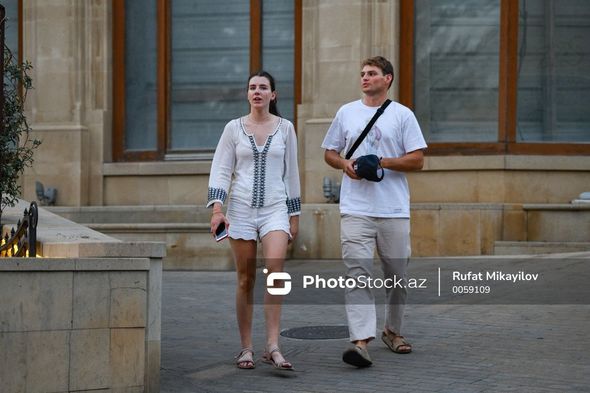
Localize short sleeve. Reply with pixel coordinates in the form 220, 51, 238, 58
401, 109, 427, 154
321, 108, 347, 153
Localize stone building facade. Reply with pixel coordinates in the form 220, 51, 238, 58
4, 0, 588, 264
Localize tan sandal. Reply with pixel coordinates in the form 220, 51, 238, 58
381, 331, 412, 354
262, 346, 294, 371
235, 348, 255, 369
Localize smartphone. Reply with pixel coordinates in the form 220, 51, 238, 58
214, 222, 229, 242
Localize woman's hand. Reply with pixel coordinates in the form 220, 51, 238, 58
210, 204, 229, 237
289, 215, 299, 242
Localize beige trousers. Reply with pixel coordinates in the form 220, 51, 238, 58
340, 214, 411, 342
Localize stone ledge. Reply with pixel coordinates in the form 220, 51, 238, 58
423, 155, 590, 171
48, 204, 203, 214
0, 258, 150, 271
31, 124, 89, 132
103, 161, 212, 176
523, 203, 590, 211
307, 202, 522, 211
416, 203, 508, 211
496, 241, 590, 247
86, 223, 210, 232
2, 200, 166, 259
47, 204, 211, 224
494, 241, 590, 255
40, 242, 166, 259
104, 155, 590, 174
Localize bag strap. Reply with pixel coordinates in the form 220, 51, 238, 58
345, 99, 391, 160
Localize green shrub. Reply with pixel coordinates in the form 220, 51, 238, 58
1, 44, 40, 223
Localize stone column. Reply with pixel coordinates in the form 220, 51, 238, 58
298, 0, 401, 202
22, 0, 111, 207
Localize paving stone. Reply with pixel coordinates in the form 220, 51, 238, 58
160, 262, 590, 393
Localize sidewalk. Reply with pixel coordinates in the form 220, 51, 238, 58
161, 257, 590, 393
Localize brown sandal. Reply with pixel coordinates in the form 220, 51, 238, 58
381, 331, 412, 354
262, 346, 294, 371
235, 348, 255, 369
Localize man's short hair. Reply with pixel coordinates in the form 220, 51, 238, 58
361, 56, 394, 89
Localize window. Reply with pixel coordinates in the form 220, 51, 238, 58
113, 0, 301, 161
2, 0, 21, 60
517, 0, 590, 142
414, 0, 500, 142
122, 0, 157, 153
169, 0, 250, 152
400, 0, 590, 154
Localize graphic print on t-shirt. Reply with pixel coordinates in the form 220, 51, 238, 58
365, 124, 383, 155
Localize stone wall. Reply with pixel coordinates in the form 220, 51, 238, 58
17, 0, 590, 262
19, 0, 590, 210
22, 0, 111, 207
42, 201, 590, 270
300, 120, 590, 205
0, 200, 164, 392
1, 258, 149, 392
293, 203, 511, 259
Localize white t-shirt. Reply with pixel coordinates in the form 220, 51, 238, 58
321, 100, 427, 218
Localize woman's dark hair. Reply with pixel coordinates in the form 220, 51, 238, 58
248, 70, 281, 117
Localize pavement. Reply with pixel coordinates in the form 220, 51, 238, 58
161, 256, 590, 393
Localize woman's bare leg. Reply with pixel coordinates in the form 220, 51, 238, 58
230, 238, 258, 350
261, 231, 290, 364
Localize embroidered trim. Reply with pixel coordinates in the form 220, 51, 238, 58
247, 134, 275, 208
207, 187, 227, 205
240, 118, 282, 209
286, 197, 301, 215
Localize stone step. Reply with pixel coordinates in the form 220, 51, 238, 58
47, 205, 211, 224
494, 241, 590, 255
83, 221, 233, 270
48, 207, 234, 270
47, 206, 279, 270
522, 204, 590, 242
86, 223, 210, 232
47, 203, 590, 266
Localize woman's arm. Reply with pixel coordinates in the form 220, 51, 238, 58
208, 122, 236, 235
284, 123, 302, 218
207, 122, 236, 208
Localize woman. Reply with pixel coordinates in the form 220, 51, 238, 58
208, 71, 300, 371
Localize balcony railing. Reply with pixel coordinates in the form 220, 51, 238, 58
0, 201, 38, 257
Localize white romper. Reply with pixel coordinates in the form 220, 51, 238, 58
207, 117, 301, 240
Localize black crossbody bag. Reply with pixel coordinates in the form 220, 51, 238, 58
345, 99, 391, 182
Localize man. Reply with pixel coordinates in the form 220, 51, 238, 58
321, 56, 427, 367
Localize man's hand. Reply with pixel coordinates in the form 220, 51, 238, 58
324, 150, 361, 180
342, 159, 361, 180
